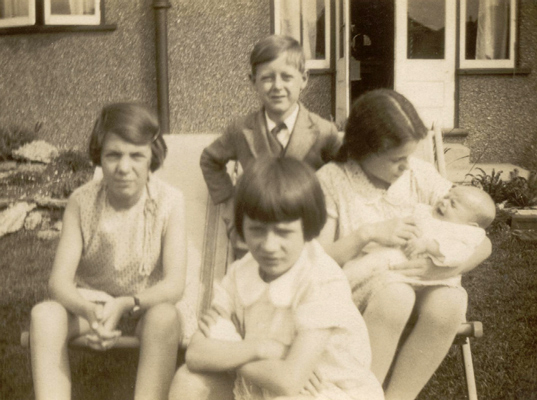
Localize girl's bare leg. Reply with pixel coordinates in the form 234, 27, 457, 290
135, 303, 182, 400
363, 283, 416, 385
30, 301, 89, 400
168, 364, 234, 400
384, 286, 467, 400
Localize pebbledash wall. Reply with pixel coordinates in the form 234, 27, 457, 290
457, 0, 537, 165
0, 0, 332, 153
0, 0, 535, 167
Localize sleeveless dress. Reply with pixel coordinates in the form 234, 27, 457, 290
71, 175, 199, 341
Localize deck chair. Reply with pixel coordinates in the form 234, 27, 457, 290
415, 124, 483, 400
20, 133, 231, 350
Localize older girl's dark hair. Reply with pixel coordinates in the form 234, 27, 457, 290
335, 89, 428, 162
234, 157, 326, 242
250, 35, 306, 78
89, 102, 167, 172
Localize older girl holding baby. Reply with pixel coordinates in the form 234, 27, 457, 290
316, 89, 491, 400
29, 103, 186, 400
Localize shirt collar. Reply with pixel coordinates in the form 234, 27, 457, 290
235, 240, 310, 308
265, 103, 300, 134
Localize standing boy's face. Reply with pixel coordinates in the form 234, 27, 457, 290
251, 53, 308, 122
243, 216, 305, 283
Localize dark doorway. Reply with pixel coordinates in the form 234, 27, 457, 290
350, 0, 395, 103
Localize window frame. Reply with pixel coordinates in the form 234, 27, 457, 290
272, 0, 332, 71
0, 0, 36, 28
459, 0, 517, 69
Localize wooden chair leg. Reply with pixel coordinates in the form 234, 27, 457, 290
460, 338, 478, 400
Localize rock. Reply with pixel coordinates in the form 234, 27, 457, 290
52, 220, 63, 231
0, 202, 36, 238
0, 198, 13, 210
0, 163, 46, 181
36, 230, 61, 240
0, 161, 17, 171
24, 211, 43, 230
34, 197, 68, 209
12, 140, 59, 164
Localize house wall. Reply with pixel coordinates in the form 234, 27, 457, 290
0, 0, 333, 151
458, 0, 537, 168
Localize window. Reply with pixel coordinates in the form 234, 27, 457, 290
272, 0, 331, 70
44, 0, 100, 25
0, 0, 35, 27
459, 0, 517, 69
407, 0, 445, 60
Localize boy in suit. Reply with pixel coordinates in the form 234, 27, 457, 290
200, 34, 342, 258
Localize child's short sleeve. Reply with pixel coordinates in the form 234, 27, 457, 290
317, 164, 340, 220
211, 274, 235, 319
294, 277, 355, 331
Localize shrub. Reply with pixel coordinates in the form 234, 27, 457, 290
55, 150, 92, 174
0, 123, 41, 161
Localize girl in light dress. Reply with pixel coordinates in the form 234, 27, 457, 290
30, 103, 187, 400
316, 89, 492, 400
169, 157, 383, 400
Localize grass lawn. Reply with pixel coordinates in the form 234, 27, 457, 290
1, 228, 536, 399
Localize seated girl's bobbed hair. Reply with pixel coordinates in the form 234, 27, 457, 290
335, 89, 428, 163
89, 102, 167, 172
234, 157, 326, 242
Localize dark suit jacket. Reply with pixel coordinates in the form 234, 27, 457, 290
200, 104, 342, 204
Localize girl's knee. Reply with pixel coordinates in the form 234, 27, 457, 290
365, 283, 416, 329
141, 303, 182, 340
419, 287, 468, 330
169, 365, 233, 400
31, 301, 68, 330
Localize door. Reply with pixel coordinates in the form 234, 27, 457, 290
334, 0, 350, 128
394, 0, 456, 129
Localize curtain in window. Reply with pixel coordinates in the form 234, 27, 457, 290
476, 0, 509, 59
1, 0, 29, 18
50, 0, 94, 15
69, 0, 95, 15
279, 0, 318, 60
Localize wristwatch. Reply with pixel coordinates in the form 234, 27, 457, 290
130, 296, 142, 318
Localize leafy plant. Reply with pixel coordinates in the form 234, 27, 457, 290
0, 123, 41, 161
467, 168, 507, 204
504, 170, 537, 208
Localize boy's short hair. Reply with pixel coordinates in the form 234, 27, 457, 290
89, 102, 167, 172
234, 157, 326, 241
250, 35, 306, 77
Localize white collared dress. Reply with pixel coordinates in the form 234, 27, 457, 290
211, 240, 384, 400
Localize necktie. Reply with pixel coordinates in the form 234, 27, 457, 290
271, 123, 288, 149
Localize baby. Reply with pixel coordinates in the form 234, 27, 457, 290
344, 185, 496, 290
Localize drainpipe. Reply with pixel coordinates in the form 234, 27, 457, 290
153, 0, 171, 134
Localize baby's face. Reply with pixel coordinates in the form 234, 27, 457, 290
432, 186, 480, 225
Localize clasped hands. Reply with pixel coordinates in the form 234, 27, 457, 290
83, 297, 131, 351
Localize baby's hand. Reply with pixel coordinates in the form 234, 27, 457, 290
300, 369, 325, 396
404, 238, 427, 259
